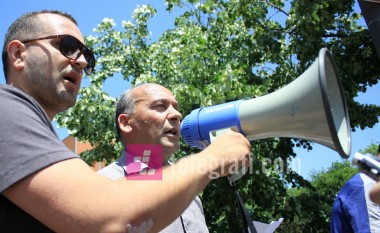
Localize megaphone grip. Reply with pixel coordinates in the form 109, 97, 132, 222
209, 128, 249, 181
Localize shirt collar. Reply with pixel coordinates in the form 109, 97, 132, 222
116, 150, 150, 175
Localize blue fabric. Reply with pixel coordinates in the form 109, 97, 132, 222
331, 173, 380, 233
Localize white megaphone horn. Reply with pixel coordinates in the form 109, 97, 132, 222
180, 48, 351, 181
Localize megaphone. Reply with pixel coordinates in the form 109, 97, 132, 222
180, 48, 351, 180
358, 0, 380, 59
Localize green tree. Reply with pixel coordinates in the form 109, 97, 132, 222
360, 142, 379, 155
56, 1, 380, 232
282, 142, 379, 232
282, 161, 358, 232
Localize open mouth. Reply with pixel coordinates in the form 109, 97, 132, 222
64, 76, 76, 85
165, 129, 178, 136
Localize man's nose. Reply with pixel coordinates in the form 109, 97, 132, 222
169, 106, 182, 122
71, 52, 87, 74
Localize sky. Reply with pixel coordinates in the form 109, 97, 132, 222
0, 0, 379, 180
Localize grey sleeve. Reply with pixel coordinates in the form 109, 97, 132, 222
0, 86, 78, 192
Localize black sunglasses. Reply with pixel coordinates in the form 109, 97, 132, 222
21, 34, 95, 75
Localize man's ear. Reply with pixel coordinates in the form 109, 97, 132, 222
118, 114, 133, 134
7, 40, 26, 71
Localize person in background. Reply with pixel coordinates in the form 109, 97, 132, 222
98, 83, 209, 232
0, 10, 251, 232
331, 144, 380, 232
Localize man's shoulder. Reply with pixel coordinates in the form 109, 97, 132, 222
337, 173, 364, 198
346, 173, 363, 184
0, 84, 42, 111
0, 84, 52, 127
0, 84, 26, 96
0, 84, 18, 100
342, 173, 364, 189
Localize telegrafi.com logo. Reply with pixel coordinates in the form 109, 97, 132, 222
125, 144, 163, 180
124, 144, 302, 180
169, 155, 302, 180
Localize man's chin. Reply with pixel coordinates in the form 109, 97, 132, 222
56, 96, 77, 113
162, 143, 179, 155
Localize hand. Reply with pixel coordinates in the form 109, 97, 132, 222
200, 131, 251, 178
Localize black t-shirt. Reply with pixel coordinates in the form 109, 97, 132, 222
0, 195, 54, 232
0, 85, 78, 232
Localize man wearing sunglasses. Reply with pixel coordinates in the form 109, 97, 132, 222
0, 10, 251, 233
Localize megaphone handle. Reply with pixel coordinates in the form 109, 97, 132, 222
209, 128, 248, 182
229, 179, 258, 233
210, 129, 255, 233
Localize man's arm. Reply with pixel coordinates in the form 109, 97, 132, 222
370, 183, 380, 204
330, 195, 353, 233
3, 131, 250, 233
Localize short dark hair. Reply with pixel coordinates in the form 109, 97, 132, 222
2, 10, 78, 82
115, 88, 137, 141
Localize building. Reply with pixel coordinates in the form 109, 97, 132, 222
63, 135, 105, 171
